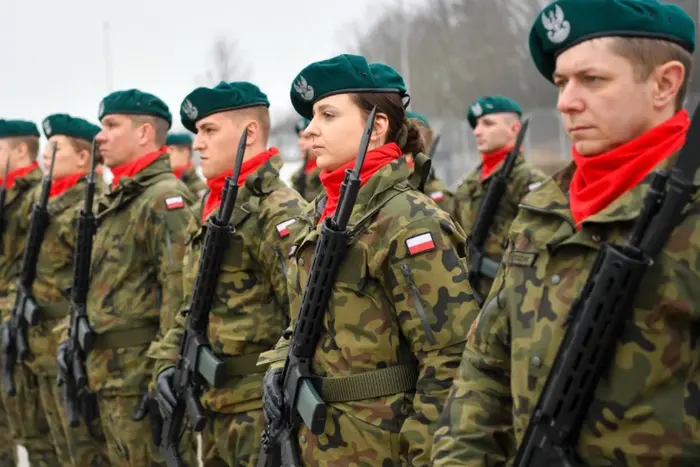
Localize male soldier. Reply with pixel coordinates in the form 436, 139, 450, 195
32, 114, 111, 467
405, 110, 455, 213
146, 81, 305, 467
0, 119, 58, 465
453, 95, 545, 302
80, 89, 196, 466
433, 1, 700, 465
289, 117, 322, 201
166, 131, 207, 199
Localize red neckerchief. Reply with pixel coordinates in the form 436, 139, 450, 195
0, 162, 39, 190
202, 147, 279, 221
304, 157, 318, 174
173, 162, 193, 180
481, 146, 513, 180
570, 110, 689, 227
50, 172, 86, 199
111, 146, 167, 188
319, 142, 402, 222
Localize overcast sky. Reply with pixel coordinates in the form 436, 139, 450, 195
2, 0, 425, 134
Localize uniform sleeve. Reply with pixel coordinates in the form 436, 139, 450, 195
382, 216, 479, 466
431, 263, 515, 466
256, 189, 305, 319
143, 192, 196, 368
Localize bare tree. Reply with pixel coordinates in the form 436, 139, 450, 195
195, 36, 253, 86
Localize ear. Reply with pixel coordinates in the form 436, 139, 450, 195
245, 119, 260, 146
653, 60, 685, 110
76, 148, 90, 170
371, 112, 390, 145
511, 119, 522, 136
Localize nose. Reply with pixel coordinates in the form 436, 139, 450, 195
557, 81, 585, 115
193, 134, 205, 151
95, 129, 107, 143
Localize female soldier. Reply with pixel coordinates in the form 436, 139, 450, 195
261, 54, 477, 466
31, 114, 110, 466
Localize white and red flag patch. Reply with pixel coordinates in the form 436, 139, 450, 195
406, 232, 436, 256
430, 191, 445, 201
165, 196, 185, 209
276, 219, 296, 238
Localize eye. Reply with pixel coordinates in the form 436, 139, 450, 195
583, 75, 601, 84
322, 111, 335, 120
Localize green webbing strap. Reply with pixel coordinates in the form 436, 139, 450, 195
319, 363, 418, 403
221, 352, 267, 377
93, 327, 158, 349
37, 301, 70, 320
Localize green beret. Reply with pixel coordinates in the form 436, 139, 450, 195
406, 111, 430, 129
42, 114, 100, 143
529, 0, 696, 82
0, 120, 40, 138
466, 95, 522, 128
294, 118, 310, 135
98, 89, 172, 127
166, 132, 193, 147
290, 54, 408, 120
180, 81, 270, 133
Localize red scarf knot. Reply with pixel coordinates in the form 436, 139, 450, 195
202, 147, 279, 221
111, 146, 168, 188
0, 162, 40, 190
569, 110, 689, 227
319, 142, 403, 222
50, 172, 86, 199
481, 146, 514, 180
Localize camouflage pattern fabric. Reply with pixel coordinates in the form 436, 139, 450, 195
0, 167, 62, 465
423, 174, 455, 215
84, 153, 195, 464
179, 164, 207, 200
289, 164, 323, 202
201, 410, 266, 467
261, 156, 476, 466
452, 153, 546, 298
148, 154, 306, 465
432, 160, 700, 466
0, 403, 15, 466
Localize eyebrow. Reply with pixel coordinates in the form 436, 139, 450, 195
198, 123, 217, 131
553, 67, 600, 80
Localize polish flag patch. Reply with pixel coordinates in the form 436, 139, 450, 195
276, 219, 296, 238
406, 232, 436, 256
165, 196, 185, 210
430, 191, 445, 201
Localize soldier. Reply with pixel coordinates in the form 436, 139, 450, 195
31, 114, 112, 467
289, 117, 323, 201
452, 95, 545, 302
260, 54, 476, 466
405, 110, 455, 213
146, 80, 306, 466
0, 119, 57, 465
79, 89, 196, 466
432, 0, 700, 465
166, 131, 207, 199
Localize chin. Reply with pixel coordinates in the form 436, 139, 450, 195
573, 140, 610, 157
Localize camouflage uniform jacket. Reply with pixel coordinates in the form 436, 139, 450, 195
453, 154, 546, 299
262, 156, 477, 466
432, 160, 700, 466
179, 164, 207, 200
147, 154, 305, 413
85, 153, 196, 396
0, 166, 42, 315
423, 173, 455, 215
290, 163, 323, 202
26, 177, 106, 376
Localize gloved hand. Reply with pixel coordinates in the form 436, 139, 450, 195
155, 367, 177, 420
55, 340, 70, 385
262, 367, 284, 437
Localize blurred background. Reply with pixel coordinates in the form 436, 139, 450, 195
3, 0, 700, 189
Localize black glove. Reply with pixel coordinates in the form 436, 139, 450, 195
55, 340, 70, 385
155, 367, 177, 420
262, 367, 284, 437
131, 391, 163, 446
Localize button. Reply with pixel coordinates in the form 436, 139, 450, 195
551, 274, 561, 285
592, 234, 601, 242
299, 258, 305, 266
532, 356, 542, 368
299, 435, 306, 443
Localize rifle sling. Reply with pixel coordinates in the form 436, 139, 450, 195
220, 352, 267, 377
36, 301, 71, 320
93, 327, 158, 349
317, 363, 418, 403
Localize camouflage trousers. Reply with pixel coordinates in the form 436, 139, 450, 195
0, 362, 62, 466
0, 401, 16, 466
201, 409, 265, 467
97, 394, 196, 467
35, 373, 111, 467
